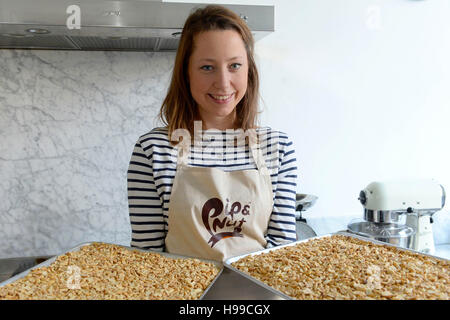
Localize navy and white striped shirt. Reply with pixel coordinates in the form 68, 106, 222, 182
127, 126, 298, 251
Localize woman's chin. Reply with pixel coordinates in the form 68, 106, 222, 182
201, 106, 236, 118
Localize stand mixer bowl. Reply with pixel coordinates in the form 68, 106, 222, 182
347, 219, 415, 249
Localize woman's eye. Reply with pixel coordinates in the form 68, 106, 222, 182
200, 64, 242, 71
230, 63, 242, 70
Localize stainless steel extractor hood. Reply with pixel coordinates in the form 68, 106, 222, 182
0, 0, 274, 51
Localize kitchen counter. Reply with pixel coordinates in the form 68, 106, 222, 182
0, 256, 53, 284
435, 244, 450, 260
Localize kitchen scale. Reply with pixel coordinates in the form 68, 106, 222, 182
295, 194, 318, 240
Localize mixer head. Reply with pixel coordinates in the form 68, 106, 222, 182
358, 179, 446, 223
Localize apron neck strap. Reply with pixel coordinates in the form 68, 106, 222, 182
250, 145, 269, 175
248, 130, 270, 176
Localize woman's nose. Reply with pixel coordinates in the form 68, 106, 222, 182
213, 67, 232, 89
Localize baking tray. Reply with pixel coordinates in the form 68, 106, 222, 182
0, 242, 223, 300
224, 231, 449, 300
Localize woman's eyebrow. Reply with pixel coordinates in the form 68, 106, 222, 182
199, 56, 244, 62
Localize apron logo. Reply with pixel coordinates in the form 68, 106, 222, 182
201, 197, 250, 247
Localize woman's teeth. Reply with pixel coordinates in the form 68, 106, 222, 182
210, 93, 233, 100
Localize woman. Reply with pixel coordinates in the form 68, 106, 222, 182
127, 5, 297, 261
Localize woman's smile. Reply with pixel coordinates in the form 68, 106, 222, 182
208, 92, 235, 104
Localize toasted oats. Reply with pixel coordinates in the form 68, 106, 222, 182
231, 235, 450, 300
0, 243, 220, 300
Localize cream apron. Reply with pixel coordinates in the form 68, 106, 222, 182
165, 131, 274, 262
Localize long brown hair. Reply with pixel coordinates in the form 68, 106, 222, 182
158, 5, 261, 144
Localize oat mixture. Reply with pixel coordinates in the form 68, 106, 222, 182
0, 242, 221, 300
232, 235, 450, 300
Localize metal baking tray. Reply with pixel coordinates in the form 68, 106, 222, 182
224, 231, 449, 300
0, 242, 223, 300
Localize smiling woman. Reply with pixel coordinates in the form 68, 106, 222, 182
188, 29, 249, 130
159, 4, 260, 136
127, 5, 298, 262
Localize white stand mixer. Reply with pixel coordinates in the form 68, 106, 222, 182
352, 179, 446, 253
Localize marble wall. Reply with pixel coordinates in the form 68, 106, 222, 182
0, 50, 175, 258
1, 48, 449, 259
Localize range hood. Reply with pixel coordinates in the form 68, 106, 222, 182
0, 0, 274, 51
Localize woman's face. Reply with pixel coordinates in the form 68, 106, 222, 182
188, 29, 248, 128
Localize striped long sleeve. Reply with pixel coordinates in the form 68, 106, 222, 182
127, 141, 166, 251
265, 136, 298, 247
127, 127, 298, 251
